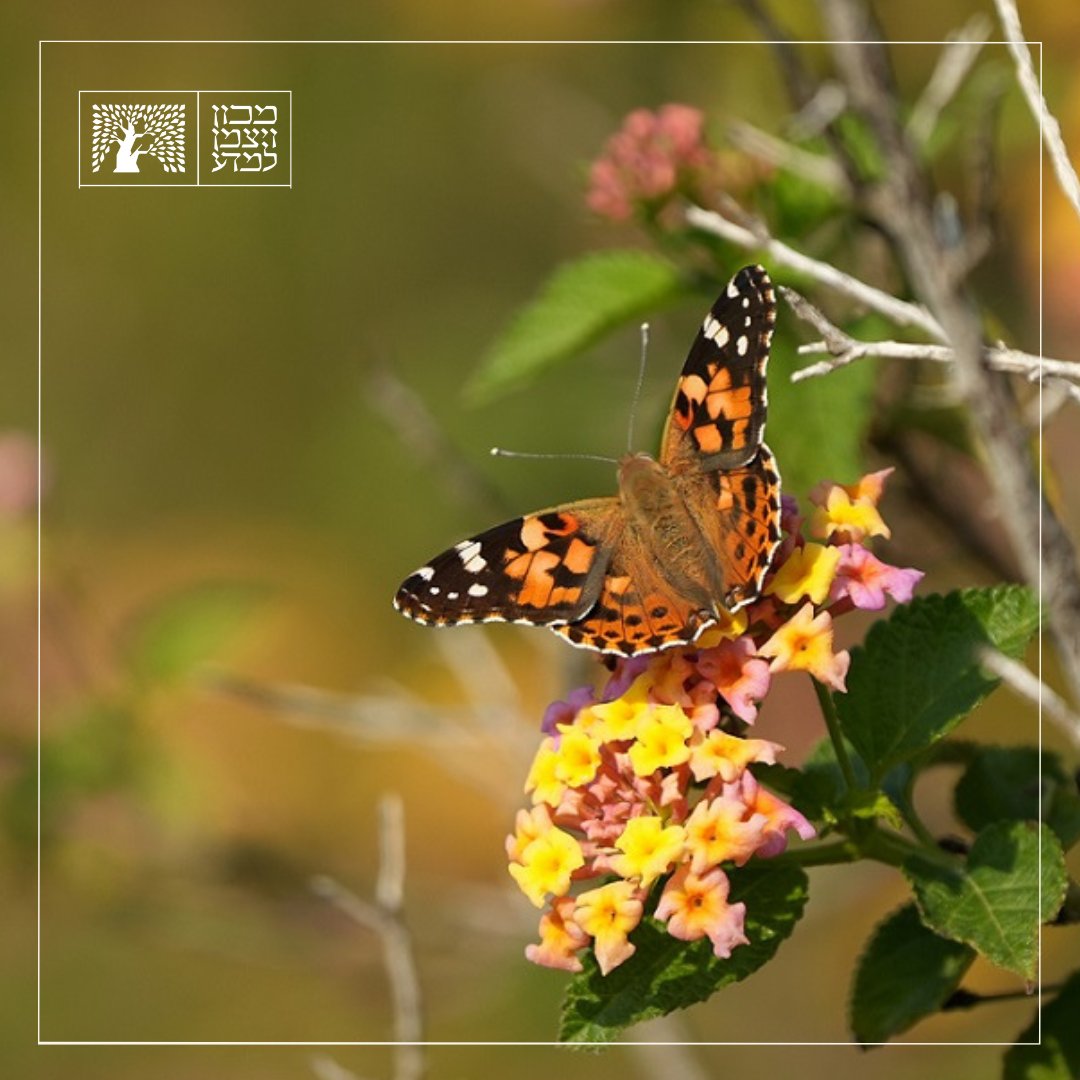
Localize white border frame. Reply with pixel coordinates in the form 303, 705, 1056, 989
37, 36, 1045, 1051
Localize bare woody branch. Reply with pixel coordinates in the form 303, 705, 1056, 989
819, 0, 1080, 708
978, 646, 1080, 753
312, 794, 425, 1080
781, 286, 1080, 400
993, 0, 1080, 222
683, 202, 944, 339
907, 15, 992, 146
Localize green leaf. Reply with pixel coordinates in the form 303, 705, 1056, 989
559, 862, 808, 1043
767, 325, 875, 499
955, 746, 1080, 851
903, 822, 1066, 980
466, 251, 687, 403
837, 587, 1040, 781
1004, 970, 1080, 1079
849, 903, 974, 1044
122, 581, 269, 685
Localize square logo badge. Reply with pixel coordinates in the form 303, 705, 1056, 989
78, 90, 292, 187
198, 91, 291, 186
79, 91, 196, 186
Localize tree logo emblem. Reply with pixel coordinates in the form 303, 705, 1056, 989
90, 103, 186, 174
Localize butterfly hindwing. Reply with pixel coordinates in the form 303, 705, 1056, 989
661, 264, 776, 472
678, 442, 783, 613
552, 550, 713, 656
394, 499, 617, 628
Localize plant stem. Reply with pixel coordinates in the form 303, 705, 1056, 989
812, 676, 859, 792
779, 838, 861, 868
859, 825, 958, 870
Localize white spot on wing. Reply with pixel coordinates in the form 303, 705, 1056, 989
457, 540, 482, 564
415, 566, 434, 581
465, 554, 487, 573
468, 583, 489, 598
736, 335, 749, 356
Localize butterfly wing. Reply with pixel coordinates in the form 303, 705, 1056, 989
662, 265, 782, 612
551, 540, 715, 656
660, 264, 776, 473
394, 499, 618, 628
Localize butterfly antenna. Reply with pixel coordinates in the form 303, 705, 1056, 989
490, 447, 618, 466
626, 322, 650, 454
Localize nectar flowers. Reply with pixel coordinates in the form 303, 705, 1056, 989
509, 469, 921, 976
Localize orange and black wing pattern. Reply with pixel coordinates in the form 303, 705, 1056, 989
394, 500, 617, 628
661, 264, 776, 473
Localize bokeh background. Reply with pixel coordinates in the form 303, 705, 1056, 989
5, 1, 1080, 1077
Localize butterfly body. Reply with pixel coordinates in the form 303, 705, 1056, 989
394, 265, 782, 657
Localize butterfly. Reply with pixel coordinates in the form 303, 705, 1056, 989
394, 264, 782, 657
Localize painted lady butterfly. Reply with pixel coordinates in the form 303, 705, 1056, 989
394, 264, 782, 657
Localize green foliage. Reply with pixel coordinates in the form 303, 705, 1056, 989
836, 587, 1040, 782
955, 746, 1080, 851
766, 325, 876, 498
122, 580, 269, 686
466, 250, 688, 403
903, 823, 1066, 981
1004, 972, 1080, 1080
559, 863, 808, 1043
849, 904, 974, 1044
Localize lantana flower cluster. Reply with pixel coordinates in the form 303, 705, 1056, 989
585, 103, 768, 223
507, 470, 923, 975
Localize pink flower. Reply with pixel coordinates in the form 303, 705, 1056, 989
695, 637, 771, 724
525, 896, 589, 973
586, 104, 715, 222
655, 864, 749, 958
829, 544, 924, 611
726, 771, 816, 857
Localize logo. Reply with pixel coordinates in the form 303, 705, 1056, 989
79, 91, 291, 187
90, 102, 186, 174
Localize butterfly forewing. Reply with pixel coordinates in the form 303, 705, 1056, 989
661, 264, 776, 473
394, 500, 617, 627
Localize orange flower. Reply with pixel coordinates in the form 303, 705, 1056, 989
758, 602, 850, 692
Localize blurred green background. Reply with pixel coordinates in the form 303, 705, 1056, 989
5, 1, 1080, 1076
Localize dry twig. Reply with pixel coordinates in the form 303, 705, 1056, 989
819, 0, 1080, 708
312, 794, 425, 1080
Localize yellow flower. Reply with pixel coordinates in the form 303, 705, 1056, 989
589, 687, 651, 743
609, 815, 686, 887
524, 739, 565, 807
689, 729, 782, 783
808, 486, 890, 543
552, 725, 602, 788
628, 705, 693, 776
694, 607, 749, 647
574, 880, 644, 975
766, 542, 841, 605
508, 824, 585, 908
759, 602, 851, 692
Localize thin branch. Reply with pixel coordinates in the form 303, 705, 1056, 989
994, 0, 1080, 221
978, 646, 1080, 752
312, 794, 425, 1080
781, 286, 1080, 395
820, 0, 1080, 710
683, 202, 944, 339
907, 15, 992, 146
726, 120, 851, 196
